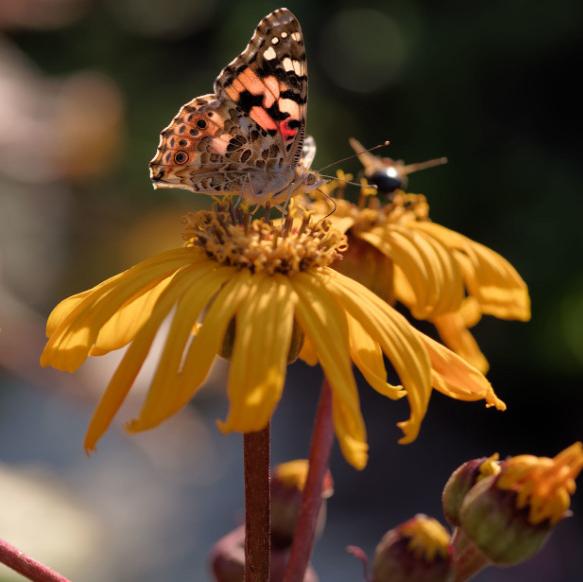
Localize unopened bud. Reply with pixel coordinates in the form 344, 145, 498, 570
271, 459, 333, 549
442, 454, 500, 526
372, 514, 453, 582
459, 443, 583, 565
210, 525, 318, 582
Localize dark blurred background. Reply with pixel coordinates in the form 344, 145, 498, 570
1, 1, 582, 580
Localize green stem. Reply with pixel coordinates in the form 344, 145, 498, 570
244, 425, 271, 582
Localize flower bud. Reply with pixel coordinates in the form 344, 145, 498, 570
372, 514, 453, 582
442, 454, 500, 526
459, 442, 583, 566
271, 459, 333, 549
210, 525, 319, 582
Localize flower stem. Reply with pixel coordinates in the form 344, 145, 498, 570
0, 538, 70, 582
283, 379, 334, 582
451, 528, 491, 581
244, 425, 271, 582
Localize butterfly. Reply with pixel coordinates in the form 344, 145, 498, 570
149, 8, 321, 207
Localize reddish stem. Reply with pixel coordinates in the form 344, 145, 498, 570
244, 425, 271, 582
283, 379, 334, 582
451, 528, 491, 581
0, 539, 70, 582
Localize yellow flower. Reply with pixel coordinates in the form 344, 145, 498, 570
314, 161, 530, 373
41, 202, 504, 469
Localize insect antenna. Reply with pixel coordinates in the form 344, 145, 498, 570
313, 186, 337, 224
318, 174, 378, 191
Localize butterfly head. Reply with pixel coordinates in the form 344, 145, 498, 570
298, 168, 324, 192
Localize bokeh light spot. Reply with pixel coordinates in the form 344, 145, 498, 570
319, 9, 407, 93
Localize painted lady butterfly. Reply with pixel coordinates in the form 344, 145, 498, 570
149, 8, 321, 207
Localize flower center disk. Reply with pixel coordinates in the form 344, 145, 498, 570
183, 202, 348, 275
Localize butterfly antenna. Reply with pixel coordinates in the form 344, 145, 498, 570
319, 174, 378, 190
316, 140, 390, 173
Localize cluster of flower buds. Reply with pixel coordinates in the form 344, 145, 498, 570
350, 443, 582, 582
211, 459, 333, 581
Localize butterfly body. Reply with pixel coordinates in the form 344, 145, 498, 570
149, 8, 319, 206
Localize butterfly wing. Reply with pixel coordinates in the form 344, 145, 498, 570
299, 135, 316, 170
215, 7, 308, 167
149, 8, 308, 197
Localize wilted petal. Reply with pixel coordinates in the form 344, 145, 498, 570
416, 332, 505, 410
432, 310, 489, 373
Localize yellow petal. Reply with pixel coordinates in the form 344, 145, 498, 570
432, 310, 489, 374
416, 332, 506, 410
127, 265, 234, 430
90, 275, 174, 356
218, 275, 297, 433
46, 273, 125, 337
365, 224, 464, 319
298, 332, 318, 366
165, 270, 254, 421
325, 268, 432, 444
459, 296, 482, 328
83, 264, 201, 452
335, 234, 395, 303
292, 272, 368, 470
46, 248, 198, 337
328, 215, 356, 234
41, 253, 200, 372
347, 315, 406, 400
412, 222, 530, 321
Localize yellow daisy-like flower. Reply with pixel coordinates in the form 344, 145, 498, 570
314, 145, 530, 373
41, 202, 503, 469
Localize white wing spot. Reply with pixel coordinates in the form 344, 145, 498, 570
292, 59, 302, 75
264, 46, 277, 60
271, 37, 279, 45
291, 32, 301, 41
283, 57, 294, 72
281, 31, 288, 38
